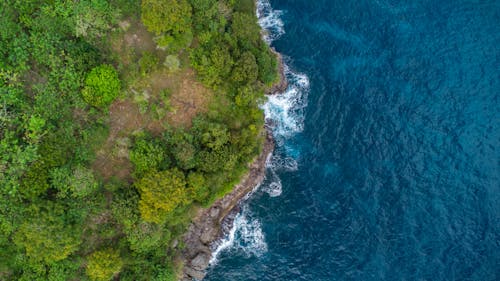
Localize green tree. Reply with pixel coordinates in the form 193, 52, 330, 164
74, 0, 120, 40
86, 249, 123, 281
167, 131, 197, 170
135, 169, 189, 223
256, 46, 278, 84
130, 137, 167, 178
20, 160, 50, 200
141, 0, 193, 50
232, 51, 258, 84
82, 65, 121, 108
141, 0, 192, 35
125, 221, 170, 254
190, 44, 233, 88
231, 12, 260, 49
187, 172, 209, 203
50, 166, 99, 198
13, 213, 81, 265
193, 119, 230, 151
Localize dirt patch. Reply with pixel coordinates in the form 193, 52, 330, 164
94, 17, 213, 181
149, 69, 212, 128
111, 18, 157, 66
92, 100, 142, 181
93, 70, 212, 180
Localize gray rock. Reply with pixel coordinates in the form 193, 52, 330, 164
200, 228, 216, 244
180, 131, 276, 280
184, 267, 206, 281
210, 207, 220, 218
191, 253, 209, 270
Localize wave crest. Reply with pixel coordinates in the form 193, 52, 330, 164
262, 66, 310, 142
257, 0, 285, 43
257, 0, 309, 199
209, 207, 267, 265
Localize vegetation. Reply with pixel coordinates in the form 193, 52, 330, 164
86, 249, 123, 281
0, 0, 278, 279
82, 64, 121, 108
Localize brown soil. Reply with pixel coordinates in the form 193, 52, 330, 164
92, 69, 212, 181
154, 69, 212, 128
111, 19, 157, 66
93, 16, 214, 181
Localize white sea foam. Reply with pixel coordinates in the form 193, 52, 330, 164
256, 0, 285, 43
257, 0, 309, 198
210, 0, 309, 265
209, 207, 267, 265
209, 217, 237, 265
267, 154, 299, 171
262, 65, 310, 141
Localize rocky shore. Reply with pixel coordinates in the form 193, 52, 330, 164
180, 131, 274, 281
180, 51, 287, 281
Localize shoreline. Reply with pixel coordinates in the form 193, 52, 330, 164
180, 53, 287, 281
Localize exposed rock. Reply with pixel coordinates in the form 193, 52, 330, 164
200, 227, 216, 244
209, 207, 220, 218
180, 48, 286, 281
191, 253, 210, 270
184, 267, 206, 281
180, 132, 275, 281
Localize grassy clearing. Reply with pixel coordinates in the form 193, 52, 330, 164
92, 19, 214, 181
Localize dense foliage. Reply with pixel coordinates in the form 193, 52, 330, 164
0, 0, 278, 279
82, 64, 121, 108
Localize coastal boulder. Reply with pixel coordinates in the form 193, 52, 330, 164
191, 253, 210, 271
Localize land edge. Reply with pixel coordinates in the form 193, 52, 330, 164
179, 49, 287, 281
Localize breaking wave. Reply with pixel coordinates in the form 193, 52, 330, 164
262, 65, 310, 142
209, 207, 267, 265
258, 0, 309, 198
256, 0, 285, 43
210, 0, 309, 265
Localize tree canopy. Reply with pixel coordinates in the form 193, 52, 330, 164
86, 249, 123, 281
0, 0, 278, 279
136, 169, 190, 224
82, 64, 121, 108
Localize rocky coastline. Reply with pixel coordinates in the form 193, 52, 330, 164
180, 52, 287, 281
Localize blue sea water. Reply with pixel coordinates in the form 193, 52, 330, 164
205, 0, 500, 280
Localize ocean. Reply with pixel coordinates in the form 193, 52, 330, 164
205, 0, 500, 280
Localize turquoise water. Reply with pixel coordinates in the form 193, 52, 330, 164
205, 0, 500, 280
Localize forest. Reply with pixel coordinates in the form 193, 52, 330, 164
0, 0, 278, 280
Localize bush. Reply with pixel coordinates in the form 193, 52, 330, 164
82, 65, 121, 108
130, 137, 167, 178
141, 0, 192, 35
135, 169, 189, 224
86, 249, 123, 281
164, 55, 180, 72
138, 52, 159, 76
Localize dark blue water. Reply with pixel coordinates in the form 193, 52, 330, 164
205, 0, 500, 280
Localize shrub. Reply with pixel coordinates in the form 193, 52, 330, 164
135, 169, 189, 224
86, 249, 123, 281
164, 55, 180, 72
141, 0, 192, 35
82, 65, 121, 108
138, 51, 158, 76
